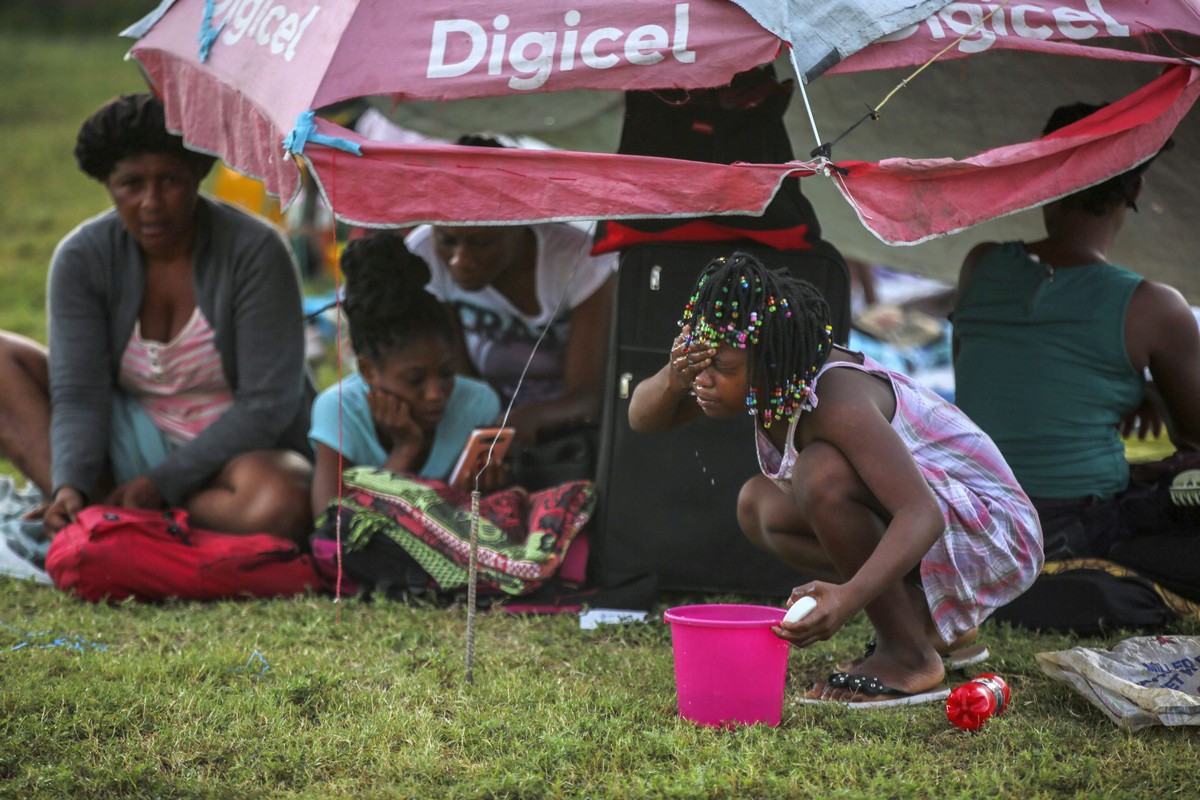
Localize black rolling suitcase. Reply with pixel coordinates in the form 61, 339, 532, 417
591, 240, 851, 596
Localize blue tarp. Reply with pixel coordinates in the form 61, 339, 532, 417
730, 0, 953, 81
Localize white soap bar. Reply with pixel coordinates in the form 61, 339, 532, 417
782, 596, 817, 624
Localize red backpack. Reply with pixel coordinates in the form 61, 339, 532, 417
46, 505, 327, 603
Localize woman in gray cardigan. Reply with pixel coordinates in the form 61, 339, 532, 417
0, 93, 313, 542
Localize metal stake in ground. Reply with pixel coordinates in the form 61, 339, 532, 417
465, 489, 480, 684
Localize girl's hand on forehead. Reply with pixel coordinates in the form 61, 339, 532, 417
669, 324, 716, 394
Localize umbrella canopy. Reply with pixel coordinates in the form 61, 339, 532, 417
126, 0, 1200, 247
127, 0, 791, 224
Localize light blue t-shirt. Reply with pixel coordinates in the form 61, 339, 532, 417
308, 372, 500, 480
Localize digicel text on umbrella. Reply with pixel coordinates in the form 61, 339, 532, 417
427, 5, 698, 91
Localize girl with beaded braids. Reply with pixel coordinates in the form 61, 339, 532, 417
630, 252, 1042, 707
307, 232, 501, 518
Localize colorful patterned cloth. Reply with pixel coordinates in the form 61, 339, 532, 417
314, 467, 595, 595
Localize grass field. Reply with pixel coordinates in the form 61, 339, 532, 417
0, 34, 145, 339
2, 31, 1199, 800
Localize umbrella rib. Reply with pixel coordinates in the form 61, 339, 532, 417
811, 0, 1014, 160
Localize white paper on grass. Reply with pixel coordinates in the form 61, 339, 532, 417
579, 608, 649, 630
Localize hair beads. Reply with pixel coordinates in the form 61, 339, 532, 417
680, 252, 834, 428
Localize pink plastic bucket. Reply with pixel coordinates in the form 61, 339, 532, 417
663, 604, 790, 727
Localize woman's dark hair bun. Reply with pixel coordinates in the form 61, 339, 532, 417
456, 132, 508, 148
1043, 101, 1173, 216
340, 232, 430, 292
339, 231, 453, 362
74, 92, 217, 181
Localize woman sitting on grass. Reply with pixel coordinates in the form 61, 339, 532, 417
307, 232, 502, 519
629, 252, 1043, 706
0, 92, 313, 542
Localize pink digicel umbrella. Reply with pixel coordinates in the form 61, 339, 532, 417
127, 0, 792, 226
125, 0, 1200, 244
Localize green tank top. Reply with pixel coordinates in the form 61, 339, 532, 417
953, 241, 1144, 500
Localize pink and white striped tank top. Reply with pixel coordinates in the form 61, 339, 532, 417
118, 307, 233, 445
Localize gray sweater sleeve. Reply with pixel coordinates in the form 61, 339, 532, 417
47, 217, 121, 501
145, 206, 309, 505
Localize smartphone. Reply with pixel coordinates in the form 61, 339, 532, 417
448, 427, 515, 490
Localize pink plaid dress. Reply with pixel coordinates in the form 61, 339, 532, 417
756, 354, 1043, 643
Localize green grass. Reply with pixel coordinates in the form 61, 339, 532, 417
3, 579, 1198, 799
0, 34, 144, 339
3, 32, 1200, 800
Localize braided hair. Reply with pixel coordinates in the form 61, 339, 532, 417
340, 232, 454, 364
680, 251, 833, 428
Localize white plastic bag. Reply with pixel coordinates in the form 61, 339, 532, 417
1037, 635, 1200, 730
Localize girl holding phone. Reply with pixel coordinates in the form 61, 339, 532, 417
307, 233, 502, 518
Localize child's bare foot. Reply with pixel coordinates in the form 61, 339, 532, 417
835, 627, 985, 672
806, 641, 947, 705
946, 627, 979, 652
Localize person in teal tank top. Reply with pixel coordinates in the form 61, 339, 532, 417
954, 102, 1200, 561
955, 243, 1144, 500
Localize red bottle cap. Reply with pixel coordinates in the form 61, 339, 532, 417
946, 674, 1009, 730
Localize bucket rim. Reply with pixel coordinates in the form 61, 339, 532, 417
663, 603, 785, 628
